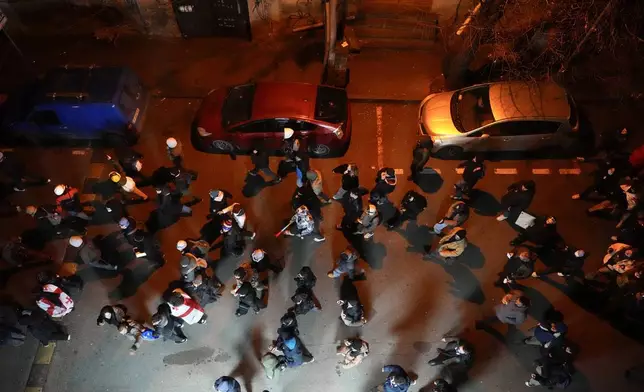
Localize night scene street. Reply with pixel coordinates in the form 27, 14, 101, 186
1, 1, 644, 392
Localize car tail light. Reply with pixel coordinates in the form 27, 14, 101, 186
332, 123, 344, 139
197, 127, 212, 137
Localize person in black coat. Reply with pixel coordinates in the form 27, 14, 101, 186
332, 164, 359, 200
213, 219, 245, 258
452, 155, 485, 200
207, 189, 233, 219
249, 147, 281, 184
338, 277, 366, 326
572, 161, 620, 201
370, 167, 397, 206
428, 337, 473, 367
497, 180, 536, 221
151, 303, 187, 343
18, 308, 69, 345
408, 139, 434, 182
494, 246, 537, 286
295, 266, 317, 290
533, 246, 586, 280
184, 273, 222, 307
292, 266, 321, 315
428, 378, 458, 392
0, 304, 25, 347
387, 190, 428, 229
277, 311, 299, 338
511, 216, 562, 252
233, 282, 262, 317
337, 187, 367, 231
96, 304, 128, 327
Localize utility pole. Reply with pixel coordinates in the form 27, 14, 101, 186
323, 0, 349, 88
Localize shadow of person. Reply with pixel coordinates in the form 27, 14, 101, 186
396, 220, 434, 255
242, 172, 270, 198
342, 229, 386, 271
415, 170, 444, 193
109, 261, 157, 300
443, 262, 486, 305
229, 342, 259, 392
466, 189, 501, 217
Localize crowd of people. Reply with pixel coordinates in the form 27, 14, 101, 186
1, 127, 644, 391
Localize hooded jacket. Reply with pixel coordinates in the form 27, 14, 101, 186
495, 300, 528, 325
501, 180, 536, 211
400, 190, 427, 217
382, 365, 413, 392
333, 164, 360, 190
438, 227, 467, 257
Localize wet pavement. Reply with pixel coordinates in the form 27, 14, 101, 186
1, 32, 644, 392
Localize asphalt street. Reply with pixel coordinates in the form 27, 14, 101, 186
2, 96, 644, 392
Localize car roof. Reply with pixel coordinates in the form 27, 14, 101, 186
34, 67, 127, 105
487, 81, 570, 121
251, 82, 317, 120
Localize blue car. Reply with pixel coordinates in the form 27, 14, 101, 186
0, 66, 148, 146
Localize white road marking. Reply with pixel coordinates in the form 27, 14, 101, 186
455, 168, 464, 174
394, 168, 404, 175
559, 168, 581, 175
494, 168, 518, 175
0, 148, 14, 152
376, 106, 384, 169
532, 169, 551, 175
72, 150, 87, 155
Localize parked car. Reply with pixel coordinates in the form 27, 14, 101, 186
191, 82, 351, 157
418, 81, 579, 158
0, 66, 148, 146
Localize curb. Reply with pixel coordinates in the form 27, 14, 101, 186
24, 342, 57, 392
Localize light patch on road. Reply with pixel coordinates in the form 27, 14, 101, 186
376, 106, 384, 169
494, 168, 518, 175
532, 169, 551, 175
455, 168, 464, 174
0, 148, 14, 152
559, 168, 581, 175
72, 150, 88, 155
34, 343, 56, 365
394, 168, 404, 175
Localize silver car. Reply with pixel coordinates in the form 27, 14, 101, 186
418, 81, 579, 158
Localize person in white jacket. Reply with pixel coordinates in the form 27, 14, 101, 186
167, 289, 207, 325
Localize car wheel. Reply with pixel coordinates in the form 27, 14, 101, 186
309, 144, 331, 157
438, 146, 463, 159
211, 140, 234, 152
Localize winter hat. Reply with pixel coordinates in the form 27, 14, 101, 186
176, 240, 188, 251
251, 249, 265, 262
283, 128, 294, 139
180, 255, 197, 275
54, 184, 66, 196
214, 377, 238, 392
69, 236, 83, 248
118, 217, 130, 229
166, 137, 178, 148
283, 337, 297, 350
221, 219, 233, 233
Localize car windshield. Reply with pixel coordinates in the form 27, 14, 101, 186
451, 86, 495, 133
221, 84, 255, 127
315, 86, 347, 124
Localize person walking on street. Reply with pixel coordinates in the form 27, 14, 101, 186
336, 187, 367, 232
337, 338, 370, 369
338, 277, 367, 327
532, 246, 586, 279
328, 246, 364, 279
332, 163, 359, 200
232, 281, 263, 317
289, 289, 319, 316
424, 227, 467, 264
293, 139, 310, 188
510, 216, 561, 253
433, 201, 469, 235
208, 189, 233, 218
167, 288, 208, 325
523, 310, 567, 349
184, 274, 222, 307
69, 236, 118, 270
355, 203, 379, 240
494, 246, 537, 286
284, 205, 326, 242
270, 331, 314, 368
110, 146, 145, 179
571, 161, 619, 201
452, 155, 485, 200
213, 376, 241, 392
251, 248, 283, 275
427, 337, 473, 367
0, 151, 50, 192
306, 169, 332, 204
377, 364, 416, 392
22, 204, 67, 237
109, 171, 148, 201
166, 137, 184, 168
249, 146, 281, 184
408, 139, 433, 182
232, 264, 264, 300
497, 180, 536, 221
428, 379, 458, 392
371, 167, 397, 206
387, 190, 427, 230
475, 290, 530, 330
18, 308, 70, 346
169, 167, 201, 206
54, 184, 91, 220
525, 345, 574, 388
151, 303, 188, 344
35, 280, 75, 318
214, 219, 247, 257
217, 203, 256, 239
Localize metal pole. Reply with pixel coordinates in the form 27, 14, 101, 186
328, 0, 338, 66
323, 1, 331, 66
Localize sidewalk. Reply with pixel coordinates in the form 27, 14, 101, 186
8, 31, 444, 101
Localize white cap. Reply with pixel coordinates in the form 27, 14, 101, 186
574, 249, 585, 258
69, 236, 83, 247
251, 249, 265, 262
166, 137, 178, 148
54, 184, 66, 196
284, 128, 294, 139
118, 217, 130, 229
176, 240, 187, 251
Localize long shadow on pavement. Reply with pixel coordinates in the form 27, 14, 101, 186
415, 170, 444, 194
467, 189, 501, 217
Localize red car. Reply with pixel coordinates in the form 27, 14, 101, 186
191, 82, 351, 157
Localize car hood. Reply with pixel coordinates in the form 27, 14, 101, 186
420, 92, 461, 137
194, 88, 227, 135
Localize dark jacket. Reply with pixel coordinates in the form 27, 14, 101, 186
209, 190, 232, 215
400, 190, 427, 218
294, 266, 317, 290
336, 250, 358, 276
251, 148, 270, 169
501, 180, 535, 211
333, 164, 360, 190
253, 254, 281, 274
495, 301, 528, 325
524, 218, 561, 247
459, 159, 485, 185
438, 339, 473, 366
184, 276, 221, 307
18, 308, 66, 344
97, 305, 127, 327
153, 303, 183, 340
383, 364, 413, 392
